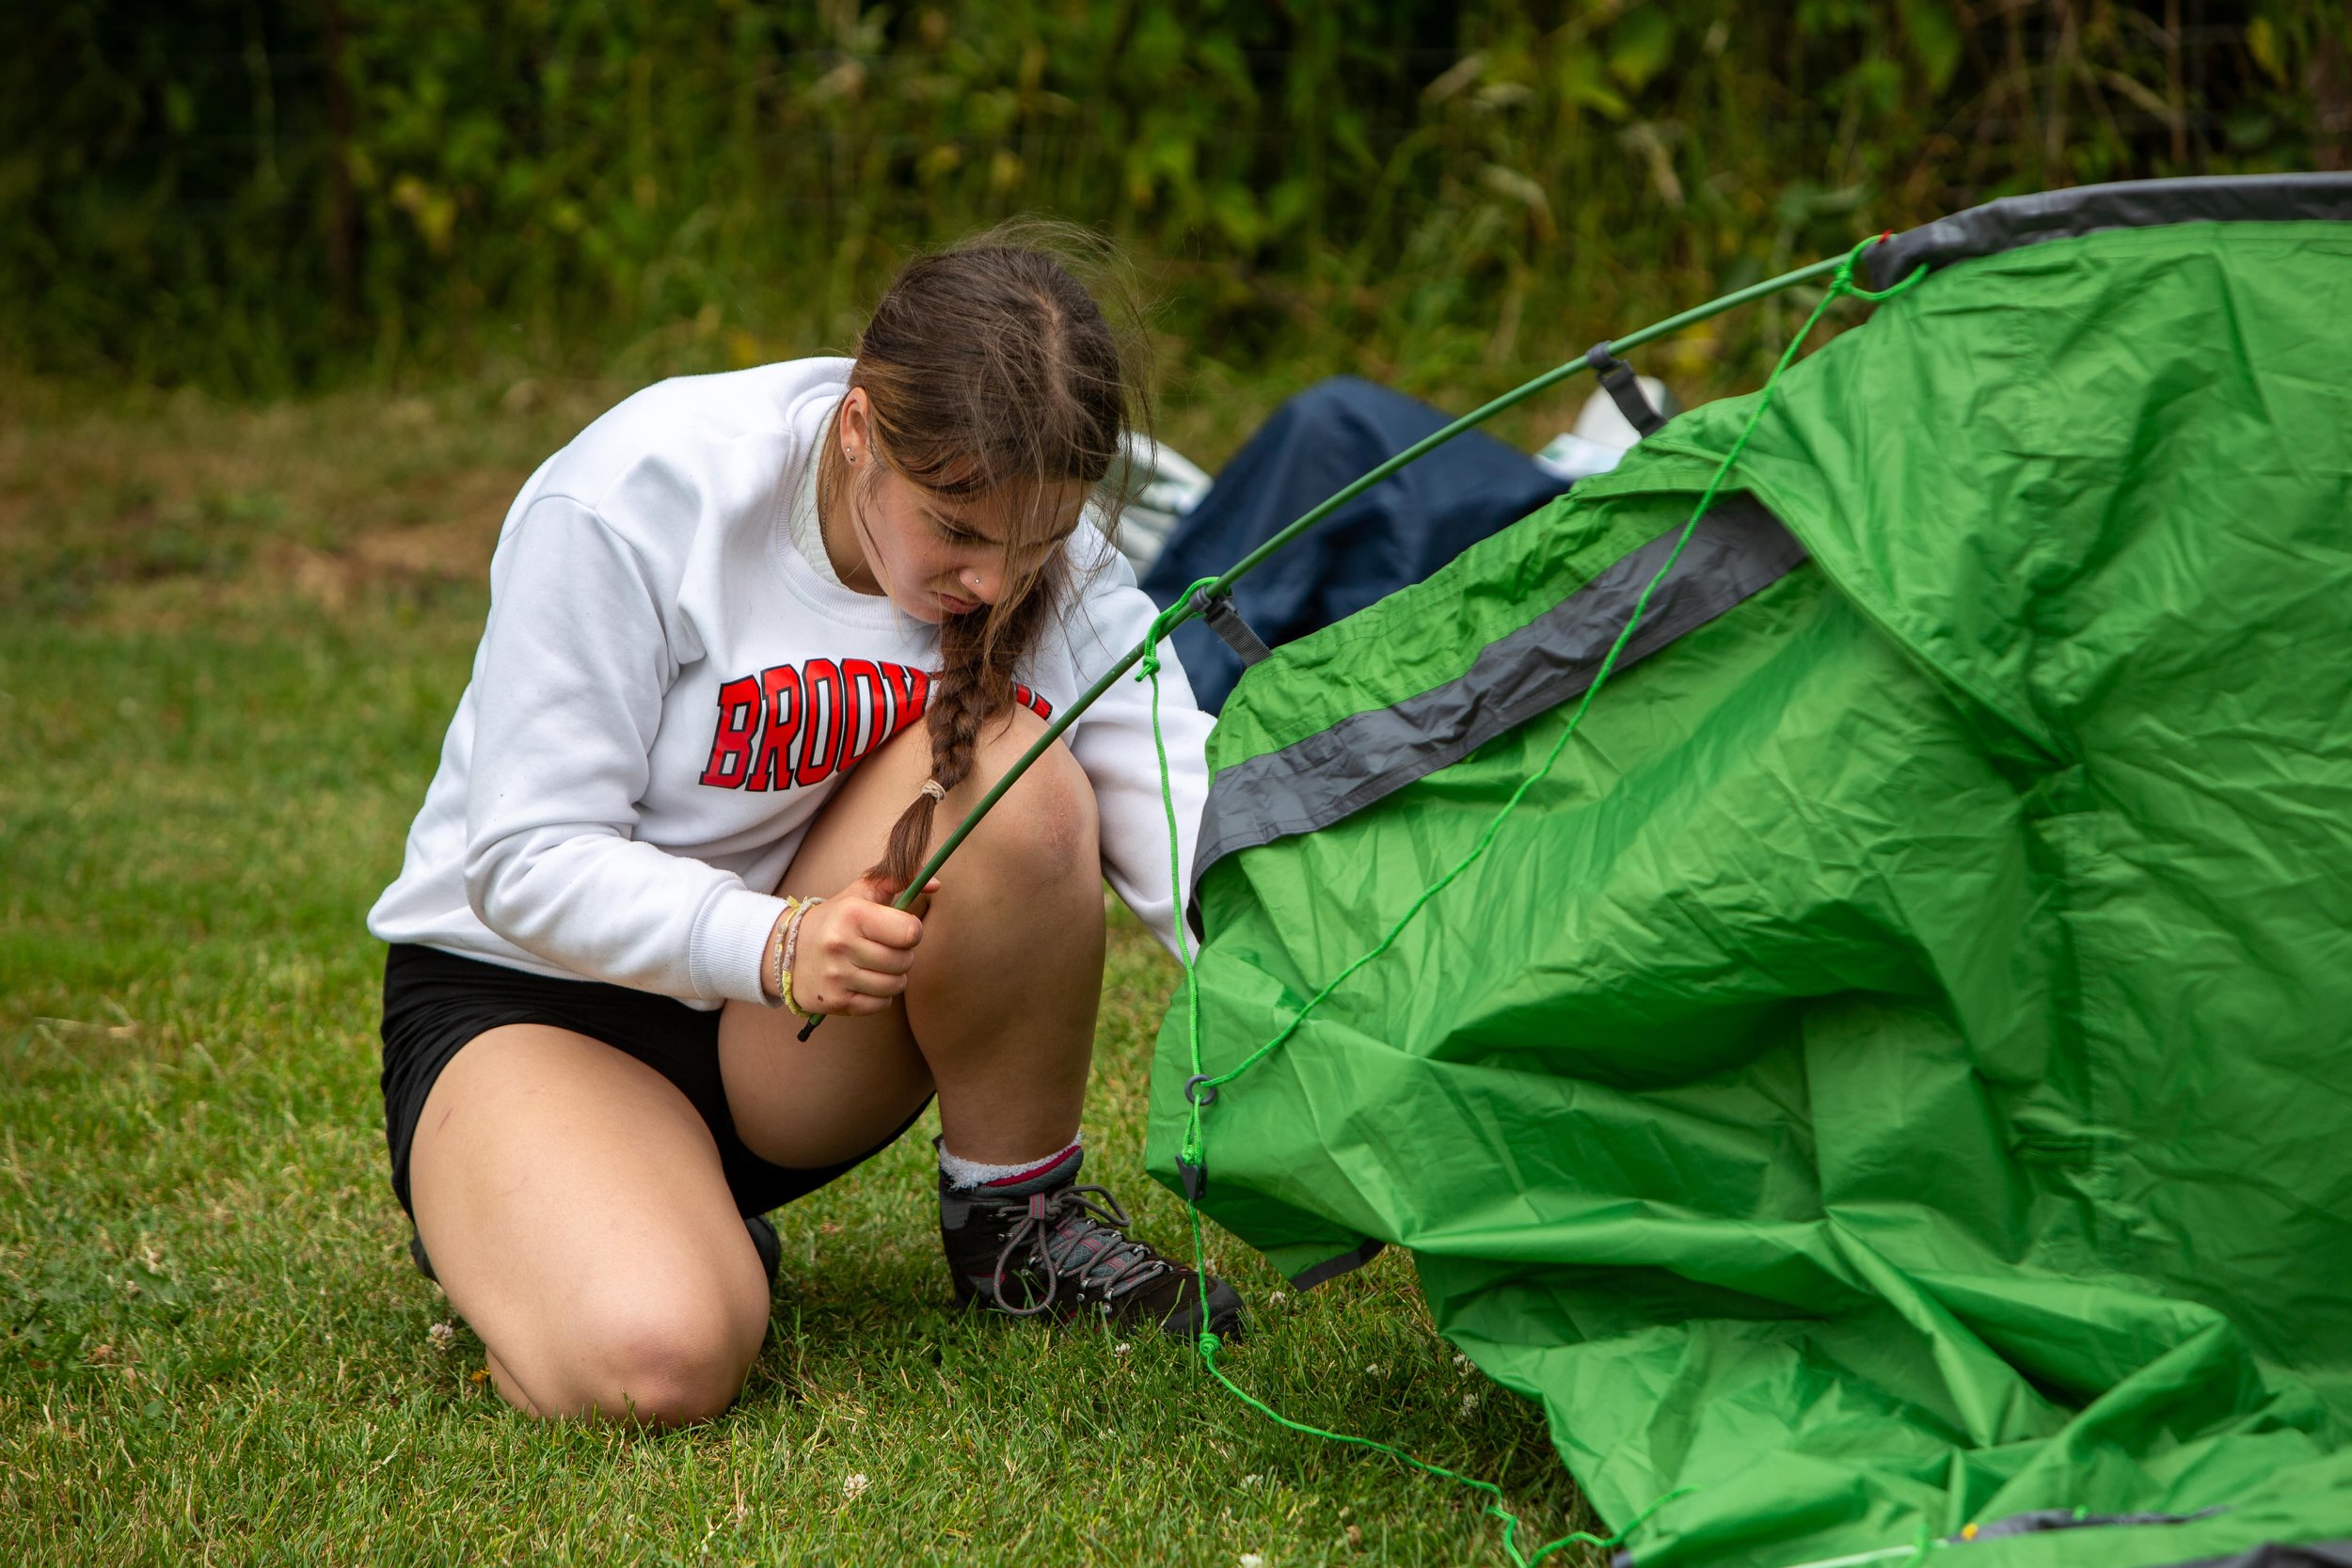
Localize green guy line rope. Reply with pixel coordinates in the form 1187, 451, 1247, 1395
792, 248, 1854, 1040
1149, 234, 1923, 1567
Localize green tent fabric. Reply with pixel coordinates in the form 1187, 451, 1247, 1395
1146, 178, 2352, 1568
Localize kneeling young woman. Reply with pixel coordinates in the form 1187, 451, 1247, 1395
367, 235, 1241, 1426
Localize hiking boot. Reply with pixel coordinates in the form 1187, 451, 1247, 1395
744, 1212, 781, 1288
407, 1212, 782, 1290
938, 1146, 1246, 1341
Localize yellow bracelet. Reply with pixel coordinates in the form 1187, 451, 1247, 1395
771, 897, 803, 1006
779, 895, 824, 1021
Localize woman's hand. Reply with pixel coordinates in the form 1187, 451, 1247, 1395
783, 874, 940, 1016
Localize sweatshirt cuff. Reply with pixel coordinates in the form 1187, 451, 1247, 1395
688, 886, 791, 1006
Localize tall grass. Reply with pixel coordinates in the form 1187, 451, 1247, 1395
9, 1, 2347, 400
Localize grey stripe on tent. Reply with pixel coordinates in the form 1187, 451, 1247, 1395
1864, 172, 2352, 290
1192, 496, 1808, 918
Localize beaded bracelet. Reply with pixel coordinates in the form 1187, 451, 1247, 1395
779, 895, 825, 1021
771, 896, 803, 1006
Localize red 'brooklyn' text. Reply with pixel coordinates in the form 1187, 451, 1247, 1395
697, 658, 1052, 790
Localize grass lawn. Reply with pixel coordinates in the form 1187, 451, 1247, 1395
0, 380, 1596, 1565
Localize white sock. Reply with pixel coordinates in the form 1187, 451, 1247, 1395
938, 1134, 1082, 1191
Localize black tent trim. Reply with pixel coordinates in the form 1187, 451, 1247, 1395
2157, 1542, 2352, 1568
1188, 495, 1808, 926
1286, 1237, 1387, 1291
1862, 172, 2352, 289
1613, 1530, 2352, 1568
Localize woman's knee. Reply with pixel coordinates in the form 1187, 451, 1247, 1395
552, 1278, 766, 1427
957, 710, 1098, 889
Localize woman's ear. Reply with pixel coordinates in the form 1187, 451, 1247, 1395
837, 387, 871, 467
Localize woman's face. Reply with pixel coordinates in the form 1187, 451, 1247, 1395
835, 390, 1089, 625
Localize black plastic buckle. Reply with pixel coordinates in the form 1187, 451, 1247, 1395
1178, 1156, 1208, 1203
1176, 1075, 1218, 1201
1585, 341, 1667, 437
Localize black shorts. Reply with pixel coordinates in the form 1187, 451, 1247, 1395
379, 943, 919, 1219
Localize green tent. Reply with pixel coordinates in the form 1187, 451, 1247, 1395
1147, 176, 2352, 1568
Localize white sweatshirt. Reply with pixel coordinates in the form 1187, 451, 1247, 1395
367, 359, 1213, 1008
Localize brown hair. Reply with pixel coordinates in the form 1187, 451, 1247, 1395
818, 222, 1152, 892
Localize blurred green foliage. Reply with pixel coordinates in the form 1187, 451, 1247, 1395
7, 0, 2346, 395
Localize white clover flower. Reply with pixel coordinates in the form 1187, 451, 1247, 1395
842, 1473, 870, 1500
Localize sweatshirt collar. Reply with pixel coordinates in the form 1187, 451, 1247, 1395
786, 446, 847, 591
766, 381, 934, 640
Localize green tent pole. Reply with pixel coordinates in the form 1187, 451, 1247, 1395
794, 248, 1853, 1037
1205, 252, 1850, 595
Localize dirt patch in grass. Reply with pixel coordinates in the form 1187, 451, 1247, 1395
0, 376, 617, 620
0, 363, 1578, 630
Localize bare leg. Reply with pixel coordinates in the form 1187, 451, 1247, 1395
720, 706, 1104, 1168
408, 1024, 771, 1426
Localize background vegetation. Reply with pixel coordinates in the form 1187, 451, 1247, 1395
10, 0, 2348, 400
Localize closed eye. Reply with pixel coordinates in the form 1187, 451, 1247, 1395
927, 510, 992, 546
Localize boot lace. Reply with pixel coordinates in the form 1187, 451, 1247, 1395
987, 1183, 1176, 1318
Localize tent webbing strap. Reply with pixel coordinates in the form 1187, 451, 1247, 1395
1150, 235, 1926, 1568
1587, 340, 1667, 436
1192, 584, 1274, 667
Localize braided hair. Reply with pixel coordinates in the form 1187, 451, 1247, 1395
815, 225, 1150, 892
